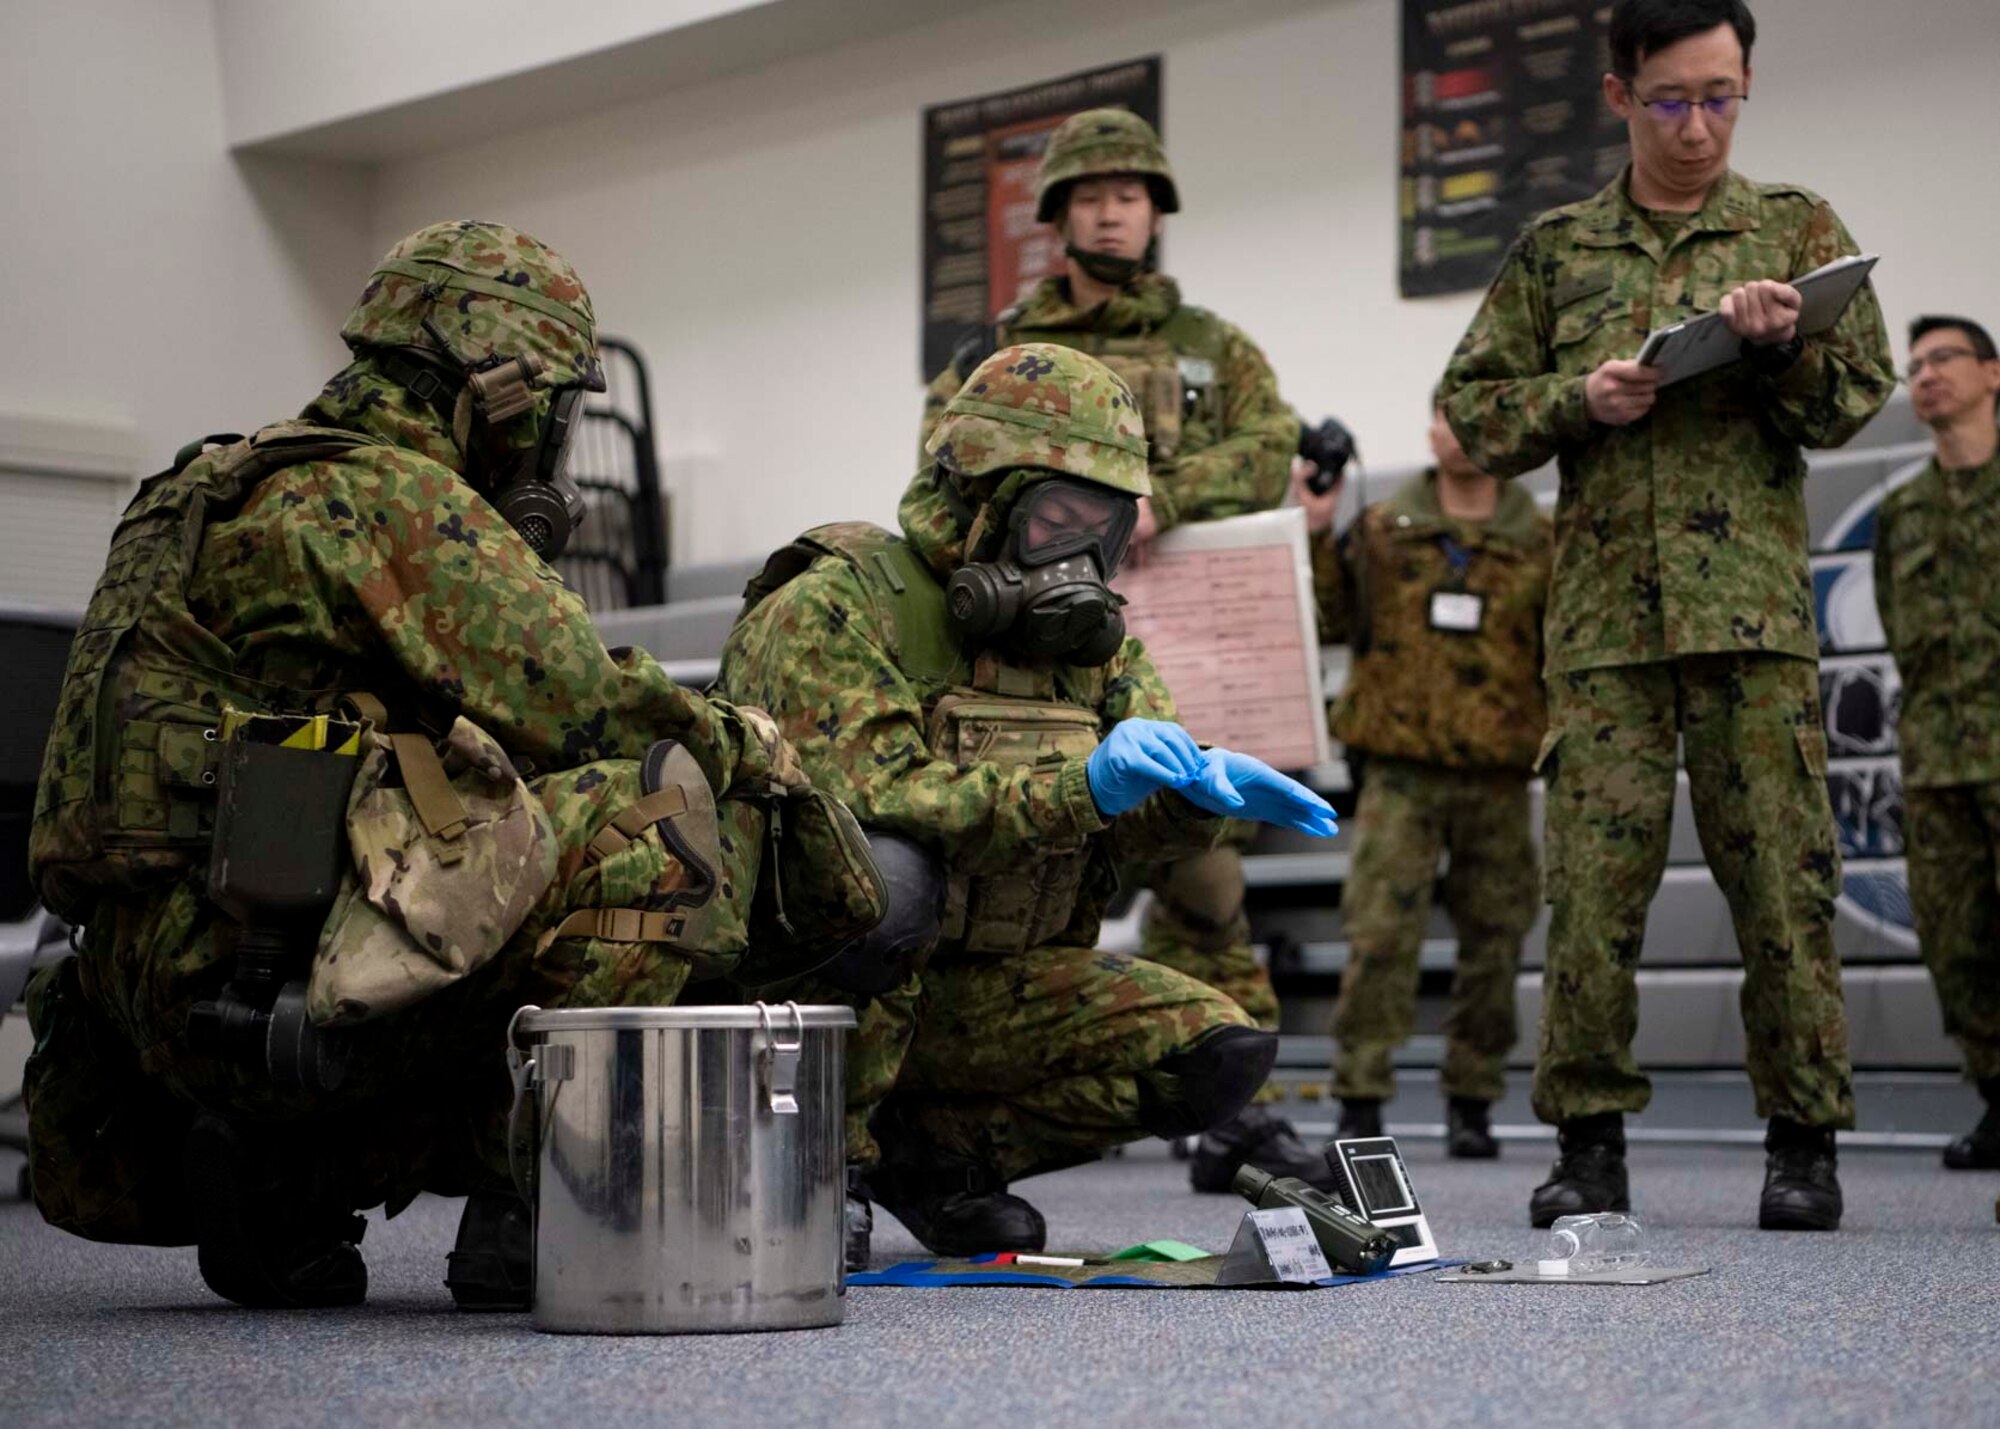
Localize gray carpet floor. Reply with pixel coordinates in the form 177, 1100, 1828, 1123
3, 1140, 1995, 1429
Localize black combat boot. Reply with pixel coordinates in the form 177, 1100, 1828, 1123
1446, 1097, 1500, 1159
1529, 1112, 1629, 1228
1334, 1097, 1383, 1141
1942, 1079, 2000, 1170
182, 1113, 367, 1309
1188, 1105, 1343, 1193
864, 1155, 1046, 1257
1760, 1117, 1843, 1231
844, 1165, 874, 1273
445, 1188, 533, 1311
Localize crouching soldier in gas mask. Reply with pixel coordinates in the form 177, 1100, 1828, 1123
23, 221, 883, 1312
720, 344, 1341, 1267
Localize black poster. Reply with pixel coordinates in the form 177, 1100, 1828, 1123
921, 58, 1162, 381
1400, 1, 1629, 298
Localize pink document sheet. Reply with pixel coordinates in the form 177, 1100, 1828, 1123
1114, 508, 1329, 772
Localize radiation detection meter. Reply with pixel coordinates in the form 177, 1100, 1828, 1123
1324, 1136, 1437, 1267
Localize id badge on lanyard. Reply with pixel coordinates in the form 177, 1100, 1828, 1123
1427, 535, 1485, 635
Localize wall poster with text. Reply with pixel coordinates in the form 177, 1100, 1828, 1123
921, 58, 1161, 380
1400, 1, 1628, 298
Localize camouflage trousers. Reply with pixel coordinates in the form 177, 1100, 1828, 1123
1331, 759, 1538, 1104
1136, 831, 1282, 1106
1903, 780, 2000, 1082
835, 947, 1254, 1182
24, 757, 713, 1245
1533, 654, 1855, 1128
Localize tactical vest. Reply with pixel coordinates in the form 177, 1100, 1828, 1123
30, 424, 373, 923
740, 521, 1108, 958
998, 305, 1231, 466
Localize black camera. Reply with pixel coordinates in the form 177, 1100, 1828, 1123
1298, 416, 1358, 495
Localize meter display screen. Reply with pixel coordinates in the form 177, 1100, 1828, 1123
1350, 1153, 1415, 1215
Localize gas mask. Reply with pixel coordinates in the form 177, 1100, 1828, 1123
945, 476, 1138, 666
388, 327, 599, 562
456, 350, 591, 562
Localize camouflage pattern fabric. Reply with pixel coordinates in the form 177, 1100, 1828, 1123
1532, 653, 1854, 1128
24, 224, 815, 1236
1873, 453, 2000, 788
341, 220, 601, 392
24, 750, 707, 1238
1875, 453, 2000, 1085
1138, 841, 1281, 1104
308, 714, 559, 1028
921, 274, 1296, 535
1901, 782, 2000, 1083
1138, 844, 1277, 1023
927, 341, 1150, 494
918, 284, 1293, 1034
871, 950, 1253, 1181
720, 472, 1222, 901
1330, 759, 1538, 1104
1312, 470, 1552, 771
1034, 107, 1180, 221
719, 459, 1250, 1172
1439, 167, 1895, 676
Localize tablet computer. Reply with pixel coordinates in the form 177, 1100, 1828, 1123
1635, 253, 1878, 387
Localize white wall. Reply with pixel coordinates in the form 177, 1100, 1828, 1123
0, 0, 375, 602
366, 0, 1999, 572
7, 0, 1993, 589
214, 0, 782, 150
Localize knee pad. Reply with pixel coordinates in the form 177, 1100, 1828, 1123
819, 830, 944, 996
1136, 1025, 1278, 1139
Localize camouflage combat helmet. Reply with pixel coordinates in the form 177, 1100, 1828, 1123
925, 343, 1151, 497
1034, 108, 1180, 223
341, 219, 602, 391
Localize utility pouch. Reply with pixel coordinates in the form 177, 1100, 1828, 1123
1097, 352, 1184, 466
928, 694, 1101, 956
307, 707, 557, 1027
726, 706, 887, 985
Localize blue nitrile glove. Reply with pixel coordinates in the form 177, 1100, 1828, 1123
1181, 748, 1340, 838
1086, 719, 1236, 818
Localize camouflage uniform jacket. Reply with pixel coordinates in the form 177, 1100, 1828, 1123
35, 375, 784, 973
1439, 167, 1895, 676
921, 273, 1296, 533
1313, 471, 1552, 772
717, 473, 1225, 960
1874, 451, 2000, 788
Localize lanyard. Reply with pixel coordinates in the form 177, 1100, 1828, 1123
1438, 535, 1473, 579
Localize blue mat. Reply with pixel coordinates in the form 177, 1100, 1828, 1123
850, 1255, 1461, 1290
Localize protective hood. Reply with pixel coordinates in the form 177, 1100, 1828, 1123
300, 356, 465, 472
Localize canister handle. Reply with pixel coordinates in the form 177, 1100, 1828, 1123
756, 1000, 804, 1116
505, 1004, 543, 1201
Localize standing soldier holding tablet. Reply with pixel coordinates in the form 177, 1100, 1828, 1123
1439, 0, 1894, 1231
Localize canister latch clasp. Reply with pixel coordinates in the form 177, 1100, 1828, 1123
756, 1000, 804, 1116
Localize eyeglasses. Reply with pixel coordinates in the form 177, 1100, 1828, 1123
1640, 93, 1746, 125
1906, 346, 1978, 380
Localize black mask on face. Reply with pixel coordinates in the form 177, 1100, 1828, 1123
390, 334, 594, 561
481, 381, 587, 561
1064, 242, 1147, 288
944, 477, 1137, 667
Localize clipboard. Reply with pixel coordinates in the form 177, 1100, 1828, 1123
1635, 254, 1878, 387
